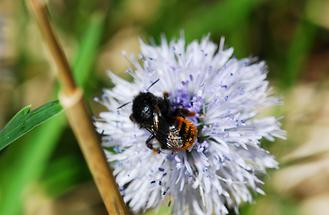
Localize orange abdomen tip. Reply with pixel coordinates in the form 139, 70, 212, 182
175, 117, 198, 151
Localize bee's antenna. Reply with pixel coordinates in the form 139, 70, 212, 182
117, 101, 131, 109
146, 78, 160, 91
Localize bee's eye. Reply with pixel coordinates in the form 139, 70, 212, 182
141, 106, 152, 119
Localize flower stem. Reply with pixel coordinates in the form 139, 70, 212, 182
26, 0, 129, 214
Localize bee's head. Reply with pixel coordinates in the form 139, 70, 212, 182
130, 92, 158, 127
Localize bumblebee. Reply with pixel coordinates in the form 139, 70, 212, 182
129, 91, 198, 152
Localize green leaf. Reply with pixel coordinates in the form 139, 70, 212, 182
280, 20, 317, 89
73, 13, 104, 87
0, 100, 63, 151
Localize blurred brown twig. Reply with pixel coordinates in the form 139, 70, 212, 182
26, 0, 129, 214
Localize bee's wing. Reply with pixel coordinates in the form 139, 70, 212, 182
149, 110, 182, 150
166, 126, 183, 150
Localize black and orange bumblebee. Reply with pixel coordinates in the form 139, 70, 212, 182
129, 91, 198, 152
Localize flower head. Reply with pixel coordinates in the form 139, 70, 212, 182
95, 36, 286, 215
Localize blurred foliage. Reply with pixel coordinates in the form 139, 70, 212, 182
0, 0, 328, 214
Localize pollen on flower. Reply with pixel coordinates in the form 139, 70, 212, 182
95, 35, 286, 215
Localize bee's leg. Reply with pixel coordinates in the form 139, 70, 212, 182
146, 135, 155, 150
174, 108, 196, 117
183, 109, 196, 117
146, 135, 161, 154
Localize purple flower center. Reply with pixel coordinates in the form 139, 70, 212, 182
169, 89, 203, 123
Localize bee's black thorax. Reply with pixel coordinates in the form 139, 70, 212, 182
131, 92, 171, 126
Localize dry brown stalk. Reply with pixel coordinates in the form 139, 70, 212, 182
26, 0, 129, 214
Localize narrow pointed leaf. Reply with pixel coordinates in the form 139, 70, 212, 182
0, 100, 63, 151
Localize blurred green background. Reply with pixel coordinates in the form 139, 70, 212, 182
0, 0, 329, 214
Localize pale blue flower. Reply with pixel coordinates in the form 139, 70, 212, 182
95, 36, 286, 215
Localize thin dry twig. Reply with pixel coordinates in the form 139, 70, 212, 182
26, 0, 129, 214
